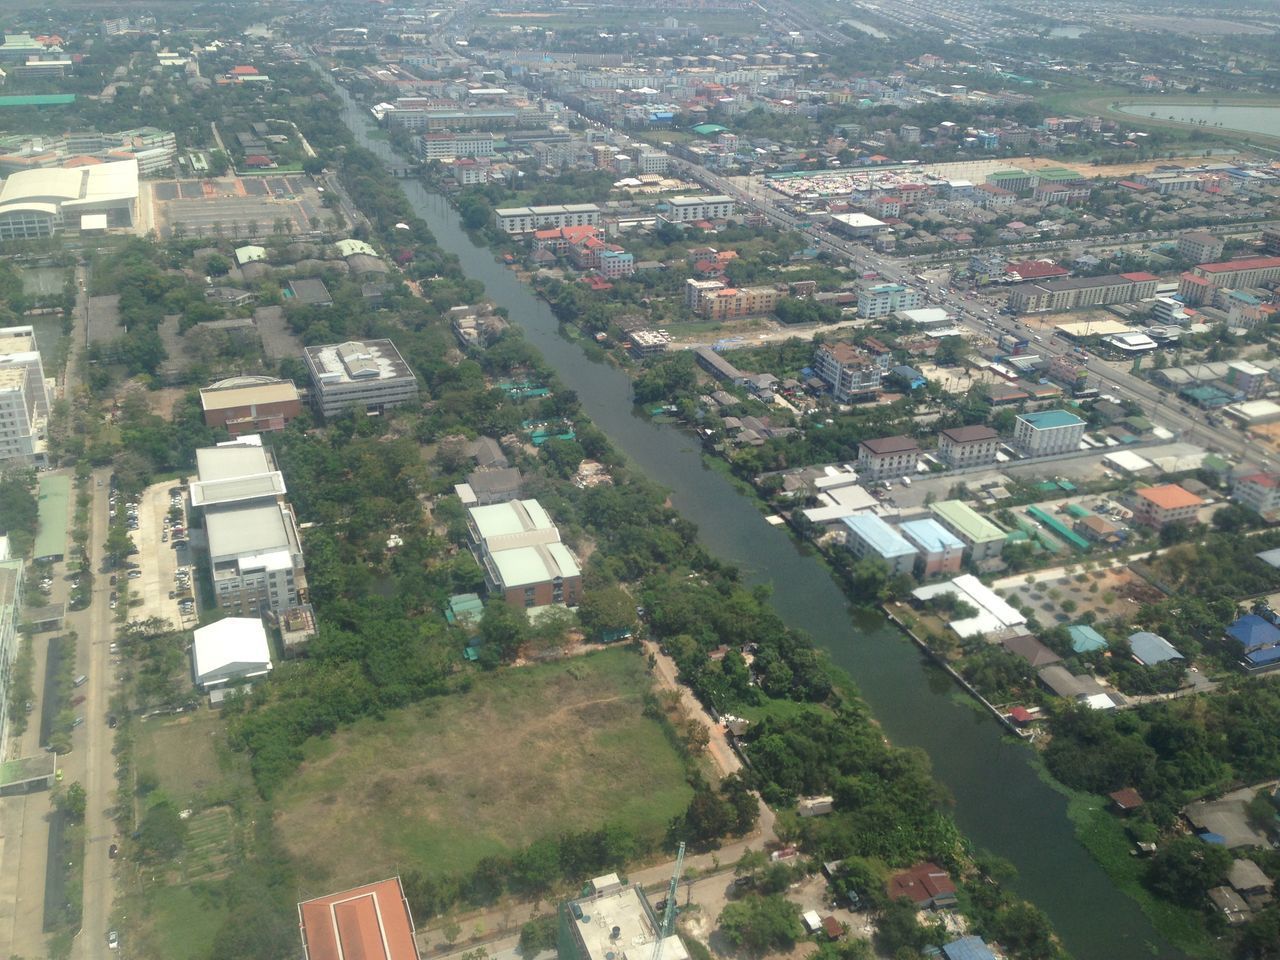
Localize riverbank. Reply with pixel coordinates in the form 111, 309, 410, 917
323, 72, 1180, 960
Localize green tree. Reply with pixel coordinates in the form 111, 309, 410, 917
136, 798, 188, 861
1146, 835, 1231, 906
718, 894, 803, 956
577, 585, 638, 642
479, 599, 528, 663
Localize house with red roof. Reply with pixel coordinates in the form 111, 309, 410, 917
887, 862, 958, 909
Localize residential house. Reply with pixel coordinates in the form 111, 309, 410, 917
886, 862, 957, 910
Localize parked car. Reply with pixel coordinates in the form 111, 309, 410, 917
107, 930, 119, 950
108, 843, 118, 858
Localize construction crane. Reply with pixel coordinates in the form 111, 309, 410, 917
650, 841, 686, 960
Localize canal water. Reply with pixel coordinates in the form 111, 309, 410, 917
330, 81, 1177, 960
1116, 101, 1280, 138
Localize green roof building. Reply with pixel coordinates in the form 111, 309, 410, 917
929, 500, 1006, 563
34, 474, 70, 562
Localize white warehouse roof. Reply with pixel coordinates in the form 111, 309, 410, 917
192, 617, 272, 689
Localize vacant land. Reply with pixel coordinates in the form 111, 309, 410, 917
275, 647, 692, 888
135, 711, 252, 808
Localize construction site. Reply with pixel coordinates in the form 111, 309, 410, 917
559, 855, 688, 960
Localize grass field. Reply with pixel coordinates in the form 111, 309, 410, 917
274, 647, 693, 888
135, 711, 252, 807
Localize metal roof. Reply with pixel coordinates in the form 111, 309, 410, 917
842, 513, 916, 559
1018, 409, 1084, 429
899, 518, 963, 554
929, 500, 1005, 544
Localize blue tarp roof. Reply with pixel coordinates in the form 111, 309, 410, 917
1067, 624, 1108, 654
1247, 645, 1280, 667
1199, 831, 1228, 846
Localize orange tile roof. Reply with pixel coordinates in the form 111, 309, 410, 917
299, 878, 419, 960
1136, 484, 1203, 510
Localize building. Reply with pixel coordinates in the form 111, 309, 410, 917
1233, 473, 1280, 517
286, 278, 333, 307
299, 878, 420, 960
1130, 483, 1204, 529
857, 282, 924, 319
1224, 360, 1268, 399
459, 467, 522, 506
494, 204, 601, 234
1176, 230, 1224, 264
685, 278, 724, 311
886, 862, 957, 910
416, 131, 495, 160
929, 500, 1005, 563
695, 285, 783, 321
665, 194, 735, 222
813, 342, 882, 402
0, 127, 176, 176
1190, 256, 1280, 294
0, 539, 24, 749
0, 325, 51, 465
941, 937, 998, 960
693, 346, 745, 385
467, 499, 581, 609
1225, 615, 1280, 672
199, 377, 300, 437
937, 425, 999, 469
190, 438, 307, 618
1013, 409, 1085, 456
191, 617, 272, 689
900, 519, 964, 578
1007, 273, 1159, 314
828, 212, 887, 238
304, 339, 420, 419
559, 878, 686, 960
1127, 631, 1183, 666
912, 574, 1027, 639
857, 435, 919, 481
0, 157, 138, 240
841, 513, 917, 576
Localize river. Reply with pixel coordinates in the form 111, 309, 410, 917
1116, 101, 1280, 139
328, 80, 1177, 960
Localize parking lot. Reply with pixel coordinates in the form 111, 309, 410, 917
120, 481, 196, 629
149, 175, 326, 239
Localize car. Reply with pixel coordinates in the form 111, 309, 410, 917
72, 717, 84, 728
169, 590, 176, 599
110, 599, 118, 610
107, 930, 119, 950
127, 570, 142, 579
108, 716, 118, 729
162, 532, 169, 542
71, 695, 86, 706
24, 699, 33, 713
108, 843, 118, 858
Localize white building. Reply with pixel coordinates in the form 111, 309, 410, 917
857, 282, 923, 319
1013, 409, 1086, 456
665, 195, 735, 222
0, 538, 24, 749
0, 158, 139, 240
191, 438, 307, 618
192, 617, 273, 689
304, 339, 420, 418
0, 326, 51, 465
416, 131, 495, 160
493, 204, 601, 234
937, 425, 999, 469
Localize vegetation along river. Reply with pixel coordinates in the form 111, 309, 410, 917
330, 80, 1177, 960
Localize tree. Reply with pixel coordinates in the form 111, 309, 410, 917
577, 586, 637, 642
136, 798, 188, 861
206, 253, 231, 277
718, 894, 802, 956
1146, 835, 1231, 906
519, 916, 557, 955
479, 599, 528, 663
58, 782, 87, 822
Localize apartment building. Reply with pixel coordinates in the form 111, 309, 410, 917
813, 342, 883, 402
857, 282, 924, 319
685, 278, 725, 311
191, 438, 307, 618
665, 194, 736, 222
1013, 409, 1085, 456
1233, 473, 1280, 517
304, 339, 420, 419
937, 425, 999, 469
900, 518, 964, 578
493, 203, 602, 234
929, 500, 1006, 563
1225, 360, 1268, 399
1176, 230, 1224, 264
467, 498, 582, 608
842, 513, 917, 576
415, 131, 496, 160
0, 326, 51, 465
1189, 256, 1280, 293
1130, 483, 1204, 529
857, 435, 920, 481
696, 285, 783, 321
1007, 273, 1159, 314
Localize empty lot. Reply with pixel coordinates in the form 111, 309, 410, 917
274, 647, 693, 888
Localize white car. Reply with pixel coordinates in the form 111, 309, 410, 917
108, 930, 119, 950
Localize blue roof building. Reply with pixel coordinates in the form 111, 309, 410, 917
842, 513, 917, 576
1127, 631, 1183, 665
942, 937, 998, 960
1067, 623, 1109, 654
899, 518, 964, 577
1225, 614, 1280, 672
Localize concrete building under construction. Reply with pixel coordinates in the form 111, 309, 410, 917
558, 875, 689, 960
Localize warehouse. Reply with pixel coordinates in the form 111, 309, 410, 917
0, 157, 138, 240
191, 617, 273, 689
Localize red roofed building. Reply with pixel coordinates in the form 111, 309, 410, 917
230, 65, 261, 76
299, 877, 420, 960
1131, 483, 1204, 529
1191, 256, 1280, 292
243, 155, 276, 169
1233, 473, 1280, 517
1117, 180, 1149, 192
533, 224, 599, 255
1004, 260, 1069, 283
1178, 271, 1213, 305
886, 862, 958, 909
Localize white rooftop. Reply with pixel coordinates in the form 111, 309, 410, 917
913, 574, 1027, 639
192, 617, 272, 689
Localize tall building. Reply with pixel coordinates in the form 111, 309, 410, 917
0, 326, 52, 465
466, 498, 581, 608
857, 283, 923, 319
937, 425, 999, 469
813, 342, 883, 402
304, 339, 419, 419
1175, 230, 1223, 264
1013, 410, 1085, 456
0, 537, 24, 750
190, 437, 308, 618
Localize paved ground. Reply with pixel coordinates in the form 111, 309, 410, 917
150, 176, 326, 240
126, 482, 192, 630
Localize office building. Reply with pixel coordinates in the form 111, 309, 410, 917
857, 435, 919, 481
900, 518, 965, 578
304, 339, 419, 419
1007, 273, 1159, 314
190, 438, 307, 618
0, 326, 51, 465
467, 499, 581, 609
937, 425, 999, 469
1013, 409, 1085, 456
813, 342, 883, 402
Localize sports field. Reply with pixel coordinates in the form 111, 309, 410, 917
274, 647, 692, 888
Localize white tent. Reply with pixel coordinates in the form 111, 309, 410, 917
192, 617, 272, 689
